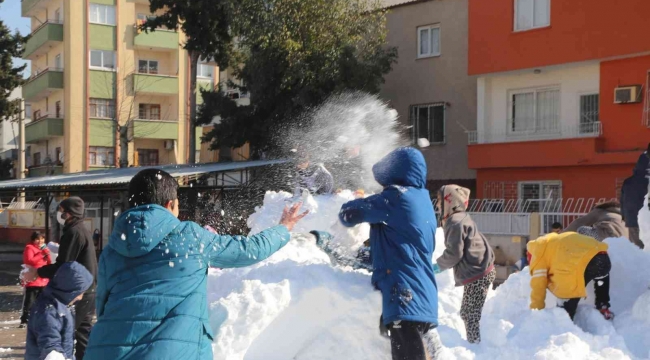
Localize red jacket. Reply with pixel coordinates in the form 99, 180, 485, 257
23, 243, 51, 287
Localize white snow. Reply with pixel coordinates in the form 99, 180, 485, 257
208, 191, 650, 360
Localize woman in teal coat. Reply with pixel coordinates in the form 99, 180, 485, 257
85, 169, 307, 360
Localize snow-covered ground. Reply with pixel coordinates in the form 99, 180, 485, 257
207, 191, 650, 360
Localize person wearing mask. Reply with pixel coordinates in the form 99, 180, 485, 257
23, 196, 98, 359
85, 169, 308, 360
20, 232, 51, 328
620, 146, 650, 249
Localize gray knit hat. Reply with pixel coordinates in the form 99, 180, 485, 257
577, 226, 602, 241
59, 197, 85, 219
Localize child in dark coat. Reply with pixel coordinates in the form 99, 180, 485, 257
25, 261, 93, 360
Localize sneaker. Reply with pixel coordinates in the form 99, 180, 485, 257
18, 323, 26, 329
599, 308, 615, 320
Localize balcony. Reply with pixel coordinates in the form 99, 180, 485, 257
132, 73, 179, 96
129, 119, 179, 140
21, 0, 44, 17
467, 121, 602, 145
134, 26, 179, 51
25, 115, 64, 143
23, 21, 64, 59
23, 68, 64, 102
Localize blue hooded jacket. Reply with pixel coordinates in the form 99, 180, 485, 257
339, 147, 438, 326
621, 151, 649, 227
84, 205, 290, 360
25, 261, 93, 360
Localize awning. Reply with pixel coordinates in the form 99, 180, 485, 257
0, 160, 287, 190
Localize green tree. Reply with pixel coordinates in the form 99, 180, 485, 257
198, 0, 397, 156
141, 0, 233, 164
0, 0, 29, 118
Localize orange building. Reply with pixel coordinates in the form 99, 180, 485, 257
467, 0, 650, 205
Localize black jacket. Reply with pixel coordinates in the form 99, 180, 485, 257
37, 218, 98, 290
621, 152, 649, 228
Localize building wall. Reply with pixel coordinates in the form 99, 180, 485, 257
468, 0, 650, 75
599, 55, 650, 152
0, 88, 21, 153
380, 0, 476, 182
477, 62, 600, 140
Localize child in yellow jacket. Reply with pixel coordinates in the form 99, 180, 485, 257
527, 227, 613, 320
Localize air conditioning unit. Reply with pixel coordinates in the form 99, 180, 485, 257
614, 85, 642, 104
164, 140, 176, 150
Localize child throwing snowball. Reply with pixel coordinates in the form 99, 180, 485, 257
433, 185, 495, 344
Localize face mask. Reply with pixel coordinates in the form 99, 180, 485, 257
56, 211, 66, 225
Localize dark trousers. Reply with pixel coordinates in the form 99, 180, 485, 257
388, 321, 439, 360
562, 253, 611, 319
20, 286, 44, 324
74, 291, 96, 359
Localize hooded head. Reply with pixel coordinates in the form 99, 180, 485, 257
59, 197, 85, 219
438, 185, 470, 223
44, 261, 93, 305
372, 147, 427, 188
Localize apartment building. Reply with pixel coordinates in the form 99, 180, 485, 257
381, 0, 477, 192
21, 0, 218, 177
0, 87, 22, 163
467, 0, 650, 206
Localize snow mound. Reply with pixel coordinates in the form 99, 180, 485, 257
208, 191, 650, 360
638, 195, 649, 251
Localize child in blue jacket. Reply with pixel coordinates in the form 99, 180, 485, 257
25, 261, 93, 360
338, 147, 442, 360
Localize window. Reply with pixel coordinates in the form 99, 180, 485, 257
90, 50, 115, 70
33, 110, 41, 120
54, 8, 61, 22
89, 4, 116, 25
579, 94, 599, 133
219, 146, 232, 162
410, 103, 445, 144
54, 54, 61, 69
45, 97, 49, 112
89, 147, 115, 166
198, 64, 214, 78
518, 181, 561, 213
137, 149, 159, 166
89, 98, 115, 118
138, 104, 161, 120
55, 147, 61, 163
33, 152, 41, 167
509, 87, 559, 134
55, 101, 61, 118
417, 25, 440, 58
515, 0, 550, 31
138, 60, 159, 74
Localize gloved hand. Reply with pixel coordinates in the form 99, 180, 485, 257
379, 315, 389, 338
309, 231, 333, 247
432, 263, 442, 274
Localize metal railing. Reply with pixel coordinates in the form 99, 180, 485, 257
469, 212, 531, 235
26, 67, 64, 84
467, 121, 602, 145
30, 18, 63, 33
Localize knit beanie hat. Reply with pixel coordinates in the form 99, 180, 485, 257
577, 226, 602, 241
59, 197, 85, 219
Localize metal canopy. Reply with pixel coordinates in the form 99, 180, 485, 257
0, 160, 287, 191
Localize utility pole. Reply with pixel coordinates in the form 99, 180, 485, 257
18, 98, 25, 179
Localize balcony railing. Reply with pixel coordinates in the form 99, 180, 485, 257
467, 121, 602, 145
24, 20, 64, 58
23, 68, 64, 101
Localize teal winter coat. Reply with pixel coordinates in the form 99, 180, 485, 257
85, 205, 291, 360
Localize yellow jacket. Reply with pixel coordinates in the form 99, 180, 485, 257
528, 232, 608, 310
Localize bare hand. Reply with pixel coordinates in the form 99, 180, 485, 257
280, 202, 309, 231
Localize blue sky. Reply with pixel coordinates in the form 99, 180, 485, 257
1, 0, 31, 76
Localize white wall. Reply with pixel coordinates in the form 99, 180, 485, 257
478, 62, 600, 140
0, 88, 22, 152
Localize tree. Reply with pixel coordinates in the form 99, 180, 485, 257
141, 0, 233, 164
198, 0, 397, 156
0, 0, 29, 118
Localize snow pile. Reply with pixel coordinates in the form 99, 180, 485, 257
638, 195, 649, 250
208, 191, 650, 360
